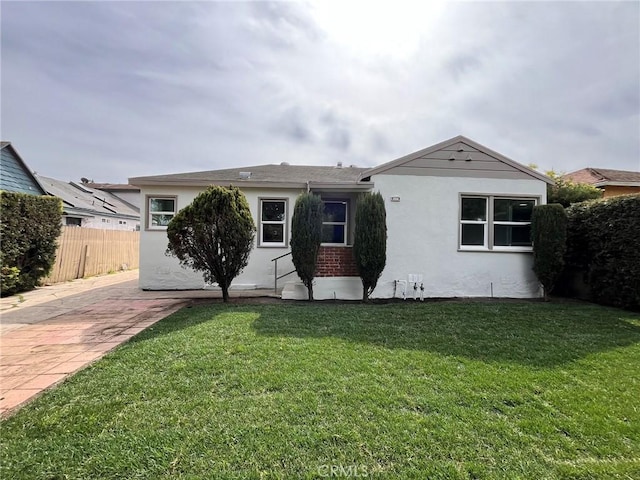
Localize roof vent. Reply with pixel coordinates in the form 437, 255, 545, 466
239, 171, 251, 180
336, 161, 343, 168
280, 162, 290, 166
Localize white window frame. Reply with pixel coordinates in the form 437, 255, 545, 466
459, 196, 488, 250
147, 196, 177, 230
259, 198, 287, 247
459, 195, 538, 252
321, 200, 348, 246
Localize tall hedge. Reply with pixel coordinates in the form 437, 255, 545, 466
1, 191, 63, 296
531, 204, 567, 301
564, 194, 640, 310
290, 193, 323, 301
166, 186, 255, 303
353, 192, 387, 302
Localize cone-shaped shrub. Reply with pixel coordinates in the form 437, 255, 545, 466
290, 193, 323, 301
531, 203, 567, 301
353, 192, 387, 301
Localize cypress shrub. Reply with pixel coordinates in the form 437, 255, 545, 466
290, 193, 323, 301
353, 192, 387, 302
531, 204, 567, 301
166, 186, 255, 303
0, 191, 62, 296
564, 194, 640, 310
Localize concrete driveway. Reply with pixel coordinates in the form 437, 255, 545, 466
0, 270, 276, 417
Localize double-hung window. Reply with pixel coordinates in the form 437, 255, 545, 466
259, 199, 287, 247
322, 201, 347, 245
148, 197, 176, 230
460, 195, 536, 250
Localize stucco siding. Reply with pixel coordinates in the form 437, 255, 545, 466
139, 186, 304, 290
369, 175, 547, 299
602, 186, 640, 197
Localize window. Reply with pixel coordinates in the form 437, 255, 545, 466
259, 199, 287, 247
322, 201, 347, 245
493, 199, 535, 247
148, 197, 176, 230
65, 217, 82, 227
460, 196, 536, 250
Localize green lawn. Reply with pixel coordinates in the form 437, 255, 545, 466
2, 301, 640, 479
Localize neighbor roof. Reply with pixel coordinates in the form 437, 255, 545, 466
36, 175, 140, 219
564, 168, 640, 187
0, 142, 47, 195
130, 164, 372, 190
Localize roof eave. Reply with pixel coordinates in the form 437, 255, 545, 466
594, 181, 640, 188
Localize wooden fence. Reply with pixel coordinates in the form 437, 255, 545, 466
42, 227, 140, 285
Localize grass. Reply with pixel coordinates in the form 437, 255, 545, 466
1, 301, 639, 479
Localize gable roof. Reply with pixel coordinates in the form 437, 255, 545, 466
36, 175, 140, 220
0, 142, 47, 195
361, 135, 553, 184
130, 164, 372, 190
563, 167, 640, 187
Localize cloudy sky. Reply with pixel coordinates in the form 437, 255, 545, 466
2, 1, 639, 184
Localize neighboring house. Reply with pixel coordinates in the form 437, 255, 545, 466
84, 181, 141, 210
563, 168, 640, 198
36, 175, 141, 231
130, 135, 552, 300
0, 142, 47, 195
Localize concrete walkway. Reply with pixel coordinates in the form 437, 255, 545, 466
0, 270, 277, 417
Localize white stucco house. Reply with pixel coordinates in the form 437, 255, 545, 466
129, 135, 552, 300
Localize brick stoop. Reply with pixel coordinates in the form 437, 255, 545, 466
315, 246, 359, 277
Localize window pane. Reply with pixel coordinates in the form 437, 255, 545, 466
461, 198, 486, 221
262, 224, 284, 243
494, 199, 510, 221
494, 199, 535, 222
494, 225, 532, 247
512, 200, 534, 222
461, 224, 485, 245
322, 224, 345, 244
262, 201, 285, 222
323, 202, 346, 223
511, 225, 532, 246
151, 214, 174, 227
150, 199, 175, 212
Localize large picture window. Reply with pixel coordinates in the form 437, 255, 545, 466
148, 197, 176, 230
259, 199, 287, 247
322, 201, 347, 245
460, 195, 536, 250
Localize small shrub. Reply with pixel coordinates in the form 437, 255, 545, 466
0, 266, 21, 296
166, 186, 255, 303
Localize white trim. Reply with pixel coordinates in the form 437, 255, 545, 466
147, 195, 177, 231
258, 198, 288, 248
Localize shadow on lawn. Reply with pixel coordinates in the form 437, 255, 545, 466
250, 302, 640, 368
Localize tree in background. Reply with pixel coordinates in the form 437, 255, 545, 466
537, 169, 601, 207
290, 193, 323, 301
353, 192, 387, 302
531, 203, 567, 301
166, 186, 255, 303
0, 191, 62, 296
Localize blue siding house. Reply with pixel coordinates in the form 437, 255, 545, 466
0, 142, 46, 195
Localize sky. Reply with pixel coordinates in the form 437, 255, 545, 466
1, 1, 639, 184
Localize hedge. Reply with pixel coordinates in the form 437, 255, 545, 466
0, 191, 63, 296
562, 194, 640, 310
